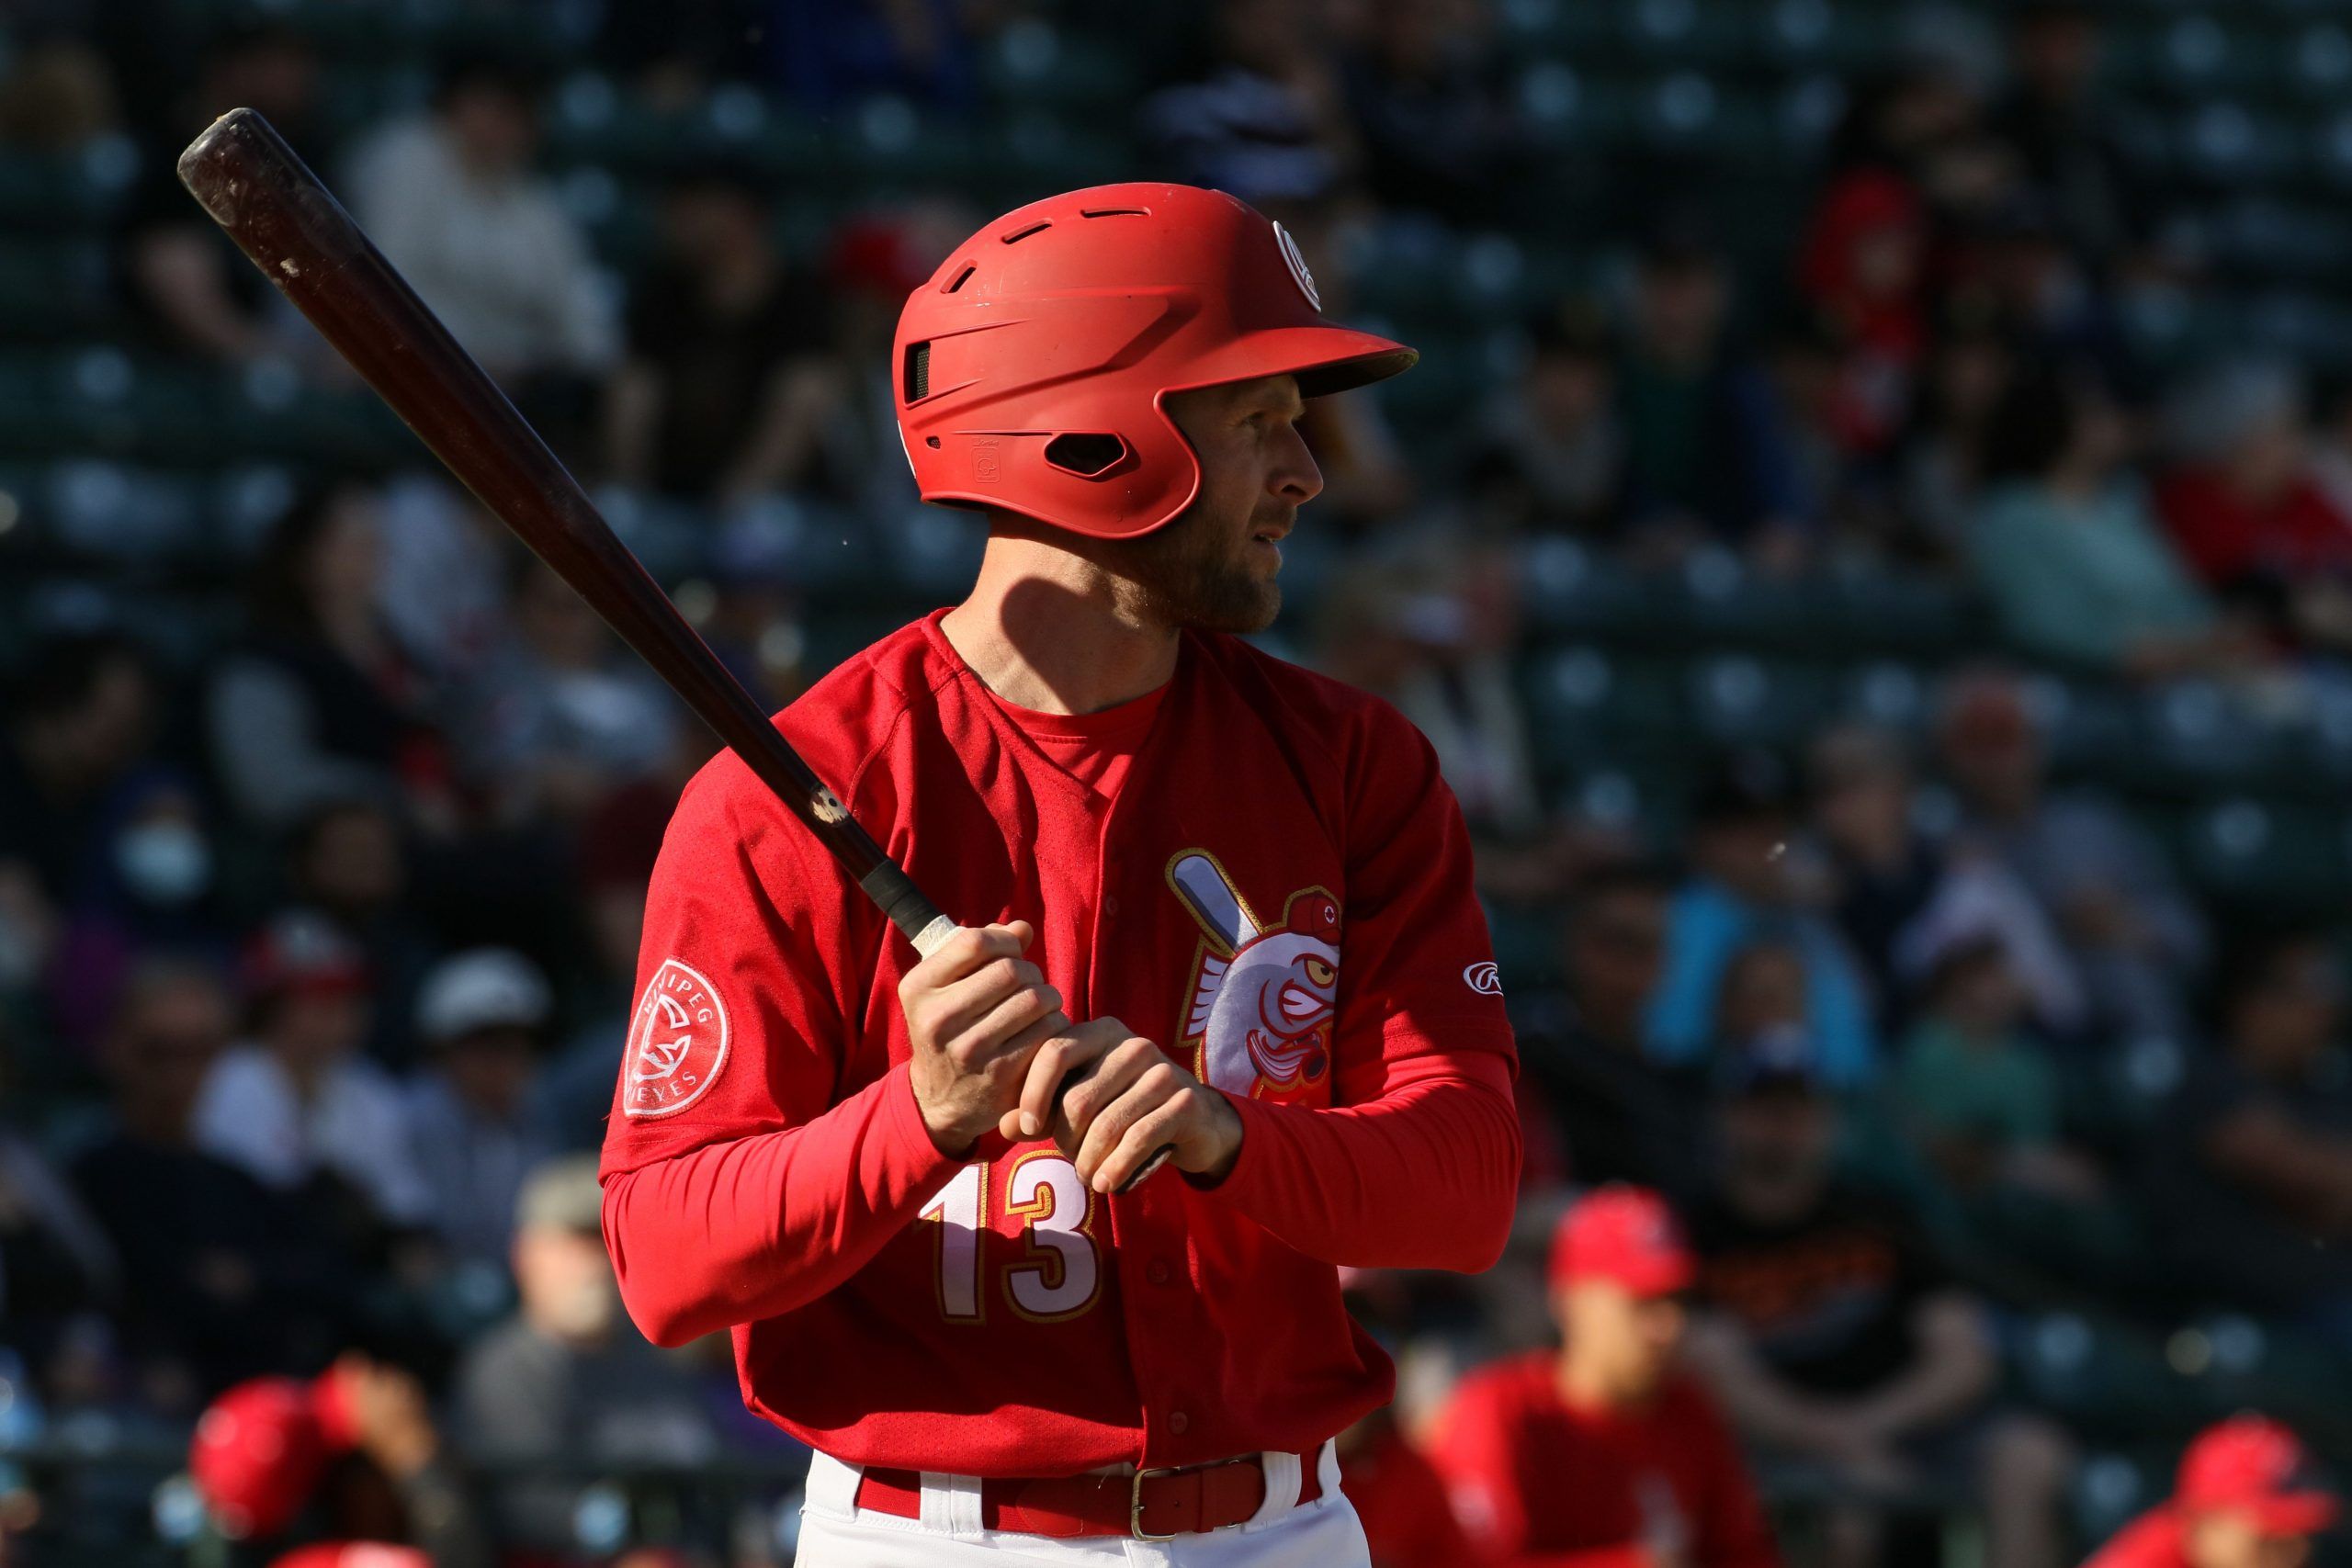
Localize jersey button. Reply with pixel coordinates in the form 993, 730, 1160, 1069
1147, 1258, 1172, 1286
1167, 1411, 1190, 1436
1103, 894, 1121, 918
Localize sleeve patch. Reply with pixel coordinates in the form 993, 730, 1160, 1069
622, 959, 731, 1119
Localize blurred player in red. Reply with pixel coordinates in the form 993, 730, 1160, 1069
1340, 1404, 1476, 1568
1431, 1186, 1780, 1568
2083, 1415, 2337, 1568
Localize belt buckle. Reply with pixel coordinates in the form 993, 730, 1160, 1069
1130, 1465, 1182, 1541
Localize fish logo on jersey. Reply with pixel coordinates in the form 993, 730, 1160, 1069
622, 959, 729, 1118
1167, 852, 1340, 1100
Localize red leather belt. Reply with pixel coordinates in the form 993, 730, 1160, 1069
854, 1451, 1323, 1540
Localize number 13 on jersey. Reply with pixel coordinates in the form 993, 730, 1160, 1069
917, 1152, 1101, 1323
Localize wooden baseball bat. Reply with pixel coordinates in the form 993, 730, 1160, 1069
175, 108, 1173, 1188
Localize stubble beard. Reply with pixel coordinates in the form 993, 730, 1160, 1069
1110, 502, 1282, 636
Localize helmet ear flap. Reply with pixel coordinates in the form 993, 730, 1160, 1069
1041, 433, 1129, 478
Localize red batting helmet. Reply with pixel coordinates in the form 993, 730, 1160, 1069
892, 184, 1417, 540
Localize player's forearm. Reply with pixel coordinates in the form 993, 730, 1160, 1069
1198, 1057, 1519, 1270
601, 1063, 958, 1346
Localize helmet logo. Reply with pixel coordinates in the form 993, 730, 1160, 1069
1272, 221, 1321, 312
974, 436, 1001, 484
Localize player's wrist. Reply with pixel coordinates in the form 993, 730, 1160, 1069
1177, 1089, 1244, 1187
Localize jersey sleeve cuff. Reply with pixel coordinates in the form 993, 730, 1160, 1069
877, 1059, 964, 1189
1183, 1089, 1275, 1205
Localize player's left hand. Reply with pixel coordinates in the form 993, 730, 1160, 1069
1003, 1019, 1242, 1193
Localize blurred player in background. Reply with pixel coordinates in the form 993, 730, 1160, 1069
1431, 1185, 1779, 1568
2082, 1415, 2338, 1568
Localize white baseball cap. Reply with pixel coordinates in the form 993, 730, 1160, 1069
415, 948, 551, 1044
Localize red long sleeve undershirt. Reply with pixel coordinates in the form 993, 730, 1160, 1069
604, 1047, 1518, 1349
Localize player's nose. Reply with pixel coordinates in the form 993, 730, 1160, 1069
1270, 418, 1323, 506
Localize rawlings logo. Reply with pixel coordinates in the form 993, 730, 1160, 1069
1168, 852, 1340, 1100
1272, 221, 1321, 311
623, 959, 729, 1119
1464, 961, 1504, 996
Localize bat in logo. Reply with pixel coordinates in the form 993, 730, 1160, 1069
1169, 852, 1342, 1096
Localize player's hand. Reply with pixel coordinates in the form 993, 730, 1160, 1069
900, 921, 1067, 1156
1012, 1019, 1242, 1194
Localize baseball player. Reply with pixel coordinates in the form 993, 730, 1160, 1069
2082, 1416, 2338, 1568
1430, 1186, 1779, 1568
596, 184, 1521, 1564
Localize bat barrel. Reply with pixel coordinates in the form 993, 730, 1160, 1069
178, 109, 946, 946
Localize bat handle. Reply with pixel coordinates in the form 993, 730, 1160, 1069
892, 893, 1175, 1193
861, 863, 956, 956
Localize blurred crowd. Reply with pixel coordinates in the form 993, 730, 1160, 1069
3, 0, 2352, 1564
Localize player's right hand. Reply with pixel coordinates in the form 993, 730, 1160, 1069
900, 921, 1067, 1156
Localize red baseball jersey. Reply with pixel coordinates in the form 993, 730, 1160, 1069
2078, 1509, 2190, 1568
1343, 1417, 1478, 1568
1430, 1355, 1781, 1568
598, 612, 1519, 1475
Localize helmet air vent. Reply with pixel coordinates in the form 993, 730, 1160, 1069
943, 264, 976, 292
903, 342, 931, 402
1001, 220, 1052, 243
1043, 433, 1128, 478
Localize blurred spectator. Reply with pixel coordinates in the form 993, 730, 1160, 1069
1645, 754, 1880, 1087
1804, 725, 1939, 1004
207, 480, 449, 833
1517, 864, 1706, 1202
532, 782, 672, 1154
1891, 935, 2099, 1204
1619, 227, 1811, 566
189, 1359, 489, 1566
370, 476, 514, 688
1432, 1187, 1780, 1567
119, 17, 324, 365
193, 913, 433, 1241
0, 631, 157, 1007
0, 36, 119, 149
1797, 172, 1928, 455
1806, 723, 2086, 1041
770, 0, 983, 114
1139, 0, 1354, 204
808, 201, 972, 520
72, 959, 354, 1408
2145, 932, 2352, 1343
2155, 365, 2352, 655
454, 1156, 719, 1554
288, 799, 435, 1069
1899, 311, 2018, 558
346, 51, 617, 394
1338, 1407, 1474, 1568
0, 631, 156, 912
1971, 364, 2245, 679
1340, 0, 1521, 224
1760, 314, 1869, 539
1466, 312, 1624, 540
605, 164, 837, 505
1990, 0, 2144, 273
0, 1076, 116, 1393
1937, 670, 2208, 1042
593, 0, 768, 98
47, 771, 230, 1049
2083, 1414, 2337, 1568
1317, 547, 1546, 875
457, 559, 684, 826
403, 950, 554, 1272
1681, 1034, 2074, 1568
